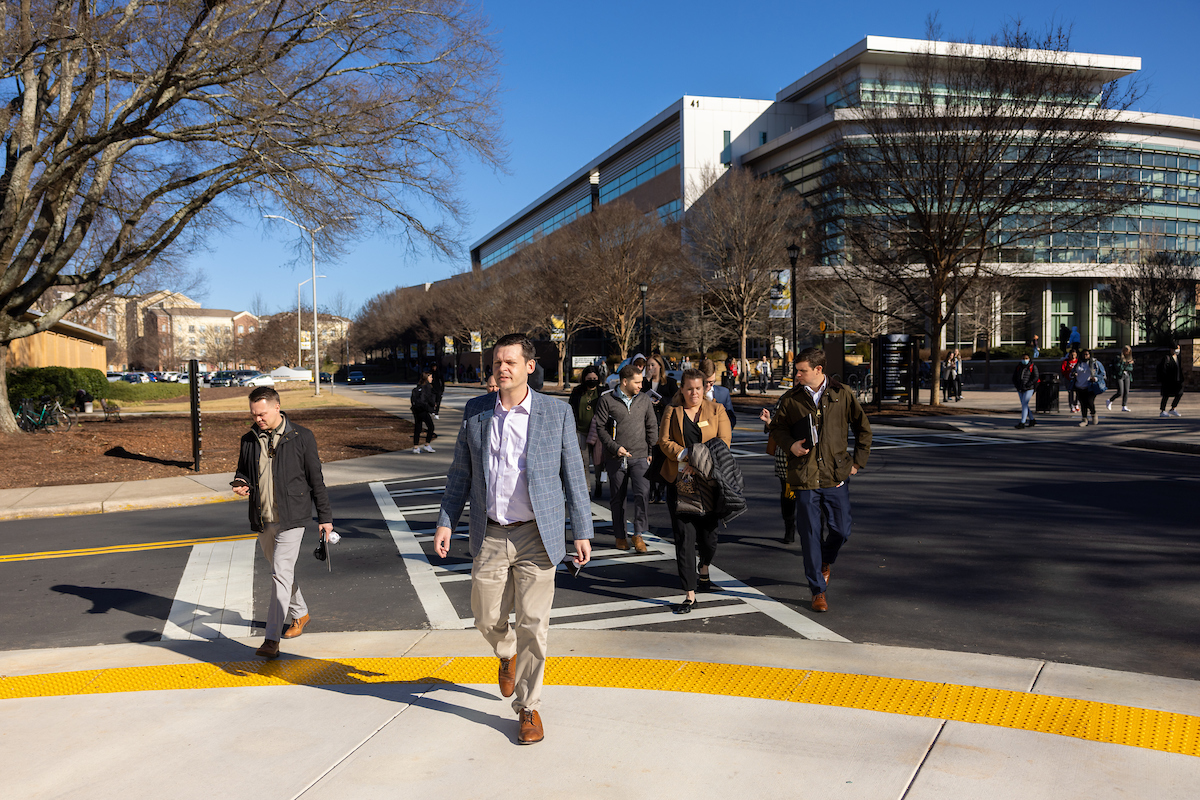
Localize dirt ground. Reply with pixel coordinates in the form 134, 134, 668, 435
1, 407, 414, 489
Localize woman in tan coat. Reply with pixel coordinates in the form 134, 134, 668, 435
658, 368, 732, 612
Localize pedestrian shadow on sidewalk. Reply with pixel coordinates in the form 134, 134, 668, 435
51, 584, 253, 642
102, 445, 193, 469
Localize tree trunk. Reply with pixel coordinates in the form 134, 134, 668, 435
558, 341, 566, 389
0, 342, 21, 434
739, 323, 749, 397
929, 324, 943, 407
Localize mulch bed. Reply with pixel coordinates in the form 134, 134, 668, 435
1, 407, 414, 489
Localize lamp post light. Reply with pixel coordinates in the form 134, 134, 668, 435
639, 282, 648, 356
563, 299, 571, 390
297, 275, 326, 380
786, 241, 801, 382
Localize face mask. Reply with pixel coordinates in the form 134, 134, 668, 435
705, 387, 714, 400
584, 377, 598, 386
1174, 350, 1181, 356
1022, 359, 1030, 365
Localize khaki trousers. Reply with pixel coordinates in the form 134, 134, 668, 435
471, 520, 556, 713
257, 523, 308, 641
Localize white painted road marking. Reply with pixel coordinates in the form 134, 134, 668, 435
161, 539, 255, 641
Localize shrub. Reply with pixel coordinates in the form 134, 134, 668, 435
6, 365, 121, 409
73, 368, 110, 399
103, 381, 189, 402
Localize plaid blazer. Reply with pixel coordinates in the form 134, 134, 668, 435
437, 389, 594, 564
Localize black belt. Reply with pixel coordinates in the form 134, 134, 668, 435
488, 518, 532, 529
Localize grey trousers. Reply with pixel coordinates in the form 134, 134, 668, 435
471, 520, 556, 713
257, 523, 308, 641
607, 456, 650, 537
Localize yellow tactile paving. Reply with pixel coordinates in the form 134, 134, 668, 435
0, 655, 1196, 758
0, 533, 257, 563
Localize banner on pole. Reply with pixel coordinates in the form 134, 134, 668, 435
470, 332, 482, 353
550, 315, 565, 342
769, 270, 791, 319
425, 342, 435, 357
409, 343, 418, 359
443, 336, 455, 354
300, 330, 312, 351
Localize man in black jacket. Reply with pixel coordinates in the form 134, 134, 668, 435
1157, 341, 1185, 417
232, 387, 333, 659
411, 369, 437, 453
594, 364, 658, 552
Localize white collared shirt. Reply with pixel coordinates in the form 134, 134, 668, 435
486, 388, 536, 524
805, 376, 828, 407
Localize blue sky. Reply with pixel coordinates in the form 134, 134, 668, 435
190, 0, 1200, 317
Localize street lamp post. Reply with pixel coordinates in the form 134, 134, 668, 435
786, 242, 801, 382
297, 275, 326, 376
639, 282, 648, 356
563, 299, 571, 390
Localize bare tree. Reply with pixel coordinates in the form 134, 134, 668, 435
0, 0, 503, 432
1108, 239, 1200, 346
684, 166, 810, 394
823, 19, 1143, 405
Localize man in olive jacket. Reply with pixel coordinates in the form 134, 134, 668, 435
232, 387, 333, 659
767, 348, 871, 612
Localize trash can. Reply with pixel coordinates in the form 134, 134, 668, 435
1035, 373, 1059, 413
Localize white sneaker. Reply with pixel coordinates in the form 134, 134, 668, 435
434, 414, 439, 419
422, 444, 435, 453
1169, 409, 1182, 417
1122, 406, 1130, 412
412, 447, 422, 454
1105, 399, 1113, 410
1160, 411, 1170, 418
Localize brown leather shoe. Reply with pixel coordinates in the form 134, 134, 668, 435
632, 535, 647, 553
517, 708, 544, 744
614, 536, 629, 551
821, 563, 831, 587
255, 639, 280, 659
281, 613, 311, 639
498, 657, 516, 698
811, 593, 828, 612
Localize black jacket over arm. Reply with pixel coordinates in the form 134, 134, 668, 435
234, 415, 332, 532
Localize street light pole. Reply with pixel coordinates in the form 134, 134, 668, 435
639, 282, 648, 356
563, 299, 571, 390
787, 242, 801, 383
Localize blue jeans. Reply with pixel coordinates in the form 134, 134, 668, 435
794, 483, 853, 595
1018, 389, 1034, 422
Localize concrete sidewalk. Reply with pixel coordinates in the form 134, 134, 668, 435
1, 630, 1196, 799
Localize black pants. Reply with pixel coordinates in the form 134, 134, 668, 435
1109, 374, 1130, 408
434, 390, 444, 414
413, 411, 435, 444
666, 484, 719, 592
779, 479, 795, 526
1078, 388, 1096, 420
1161, 388, 1184, 411
607, 457, 650, 537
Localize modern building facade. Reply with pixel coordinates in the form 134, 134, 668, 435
468, 36, 1200, 355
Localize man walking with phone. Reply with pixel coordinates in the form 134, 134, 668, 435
594, 364, 658, 552
434, 334, 593, 745
231, 387, 333, 659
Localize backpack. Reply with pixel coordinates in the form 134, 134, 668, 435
410, 385, 427, 413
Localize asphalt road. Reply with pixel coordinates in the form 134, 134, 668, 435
1, 389, 1196, 680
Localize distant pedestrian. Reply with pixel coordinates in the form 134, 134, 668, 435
410, 369, 437, 452
232, 387, 333, 660
486, 374, 499, 393
1107, 346, 1134, 413
433, 333, 593, 745
1031, 334, 1040, 358
1012, 354, 1039, 429
529, 360, 544, 392
1058, 324, 1071, 353
1157, 341, 1185, 418
568, 366, 604, 494
644, 354, 678, 504
1069, 326, 1081, 352
767, 348, 872, 613
1070, 349, 1106, 427
680, 355, 692, 371
594, 365, 658, 552
431, 366, 445, 417
952, 349, 964, 401
756, 357, 771, 393
700, 359, 736, 429
1061, 350, 1080, 412
940, 351, 955, 402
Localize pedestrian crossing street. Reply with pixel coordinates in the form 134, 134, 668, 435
370, 479, 848, 641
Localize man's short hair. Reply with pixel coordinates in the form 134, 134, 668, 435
797, 347, 826, 371
618, 364, 639, 381
493, 333, 536, 362
249, 386, 280, 405
681, 368, 707, 387
699, 358, 717, 378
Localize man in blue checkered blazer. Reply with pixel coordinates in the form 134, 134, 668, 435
435, 334, 593, 745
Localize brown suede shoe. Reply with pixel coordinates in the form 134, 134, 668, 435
632, 535, 647, 553
821, 563, 831, 587
498, 657, 516, 698
517, 708, 544, 744
281, 613, 311, 639
615, 536, 629, 551
255, 639, 280, 659
811, 593, 828, 612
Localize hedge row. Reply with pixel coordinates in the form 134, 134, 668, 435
5, 367, 188, 410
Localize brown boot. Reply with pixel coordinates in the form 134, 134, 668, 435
518, 708, 544, 744
255, 639, 280, 659
632, 534, 647, 553
811, 593, 828, 612
614, 536, 629, 551
498, 657, 516, 698
281, 613, 311, 639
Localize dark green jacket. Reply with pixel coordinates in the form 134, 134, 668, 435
767, 378, 872, 490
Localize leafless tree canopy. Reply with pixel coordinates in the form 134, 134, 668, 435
1108, 241, 1200, 346
825, 18, 1141, 403
684, 165, 810, 389
1, 0, 502, 431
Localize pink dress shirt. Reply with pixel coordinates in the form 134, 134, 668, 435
486, 388, 536, 524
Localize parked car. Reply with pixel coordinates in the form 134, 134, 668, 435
160, 371, 181, 382
106, 372, 126, 383
208, 370, 238, 387
347, 371, 366, 384
241, 373, 275, 387
124, 372, 151, 383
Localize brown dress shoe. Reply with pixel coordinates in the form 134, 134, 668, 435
518, 708, 544, 744
614, 536, 629, 551
255, 639, 280, 659
498, 657, 516, 698
632, 534, 647, 553
821, 563, 831, 587
281, 613, 311, 639
811, 593, 828, 612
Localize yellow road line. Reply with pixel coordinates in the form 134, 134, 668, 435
1, 656, 1196, 758
0, 533, 257, 563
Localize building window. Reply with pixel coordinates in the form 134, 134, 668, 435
1097, 286, 1118, 347
598, 142, 681, 206
249, 326, 255, 333
238, 325, 244, 334
657, 199, 682, 224
189, 325, 195, 332
760, 132, 768, 146
1051, 282, 1077, 341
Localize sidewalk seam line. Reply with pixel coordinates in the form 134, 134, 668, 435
1027, 661, 1047, 693
898, 719, 946, 800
